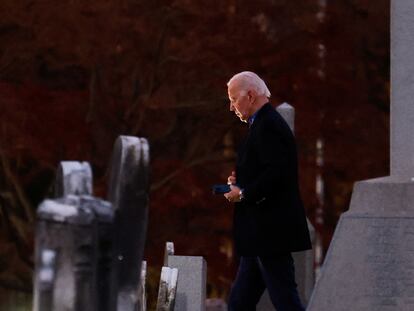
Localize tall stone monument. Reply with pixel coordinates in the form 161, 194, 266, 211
108, 136, 150, 310
307, 1, 414, 310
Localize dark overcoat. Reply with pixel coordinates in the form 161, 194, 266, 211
234, 103, 312, 256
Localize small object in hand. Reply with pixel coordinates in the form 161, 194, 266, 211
212, 184, 231, 194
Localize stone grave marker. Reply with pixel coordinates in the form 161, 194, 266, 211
164, 242, 175, 265
307, 1, 414, 310
34, 248, 56, 310
108, 135, 150, 310
80, 195, 115, 311
55, 161, 92, 197
156, 266, 179, 311
167, 255, 207, 311
33, 196, 97, 311
54, 161, 115, 311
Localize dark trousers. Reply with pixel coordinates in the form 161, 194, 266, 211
228, 254, 305, 311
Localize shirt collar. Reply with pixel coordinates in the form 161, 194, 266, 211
248, 102, 272, 126
248, 109, 260, 126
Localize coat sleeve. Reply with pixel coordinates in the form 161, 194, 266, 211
242, 118, 291, 204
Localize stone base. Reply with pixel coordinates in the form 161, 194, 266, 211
307, 177, 414, 311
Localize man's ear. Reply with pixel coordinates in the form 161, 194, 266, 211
247, 90, 254, 103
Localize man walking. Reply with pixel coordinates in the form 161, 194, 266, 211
224, 71, 311, 311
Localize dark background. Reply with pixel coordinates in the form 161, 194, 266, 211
0, 0, 389, 307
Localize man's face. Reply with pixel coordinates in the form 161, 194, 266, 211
228, 82, 251, 123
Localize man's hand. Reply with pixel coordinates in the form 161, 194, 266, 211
227, 171, 236, 185
224, 185, 241, 203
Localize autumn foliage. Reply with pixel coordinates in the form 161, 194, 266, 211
0, 0, 389, 303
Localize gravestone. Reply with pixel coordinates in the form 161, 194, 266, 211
108, 136, 150, 310
34, 248, 56, 310
307, 1, 414, 310
55, 161, 92, 197
257, 103, 316, 310
276, 103, 316, 305
54, 161, 115, 311
33, 197, 97, 311
156, 266, 179, 311
80, 195, 115, 311
164, 242, 175, 265
276, 102, 295, 132
167, 256, 207, 311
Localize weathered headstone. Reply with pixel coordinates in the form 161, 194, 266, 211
35, 248, 56, 310
164, 242, 175, 265
307, 1, 414, 310
277, 103, 316, 305
292, 220, 315, 303
257, 103, 315, 310
108, 136, 150, 310
55, 161, 92, 197
156, 266, 179, 311
33, 197, 97, 311
80, 195, 115, 311
54, 162, 115, 311
276, 102, 295, 132
167, 255, 207, 311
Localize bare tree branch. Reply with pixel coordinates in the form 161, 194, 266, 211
151, 151, 224, 191
0, 149, 34, 222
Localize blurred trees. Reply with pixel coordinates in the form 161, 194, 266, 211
0, 0, 389, 301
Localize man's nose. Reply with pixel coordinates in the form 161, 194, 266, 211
229, 103, 234, 111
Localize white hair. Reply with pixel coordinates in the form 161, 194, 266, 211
227, 71, 271, 98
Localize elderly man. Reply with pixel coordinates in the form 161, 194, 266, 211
224, 71, 311, 311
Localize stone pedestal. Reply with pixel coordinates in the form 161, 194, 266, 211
308, 177, 414, 311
